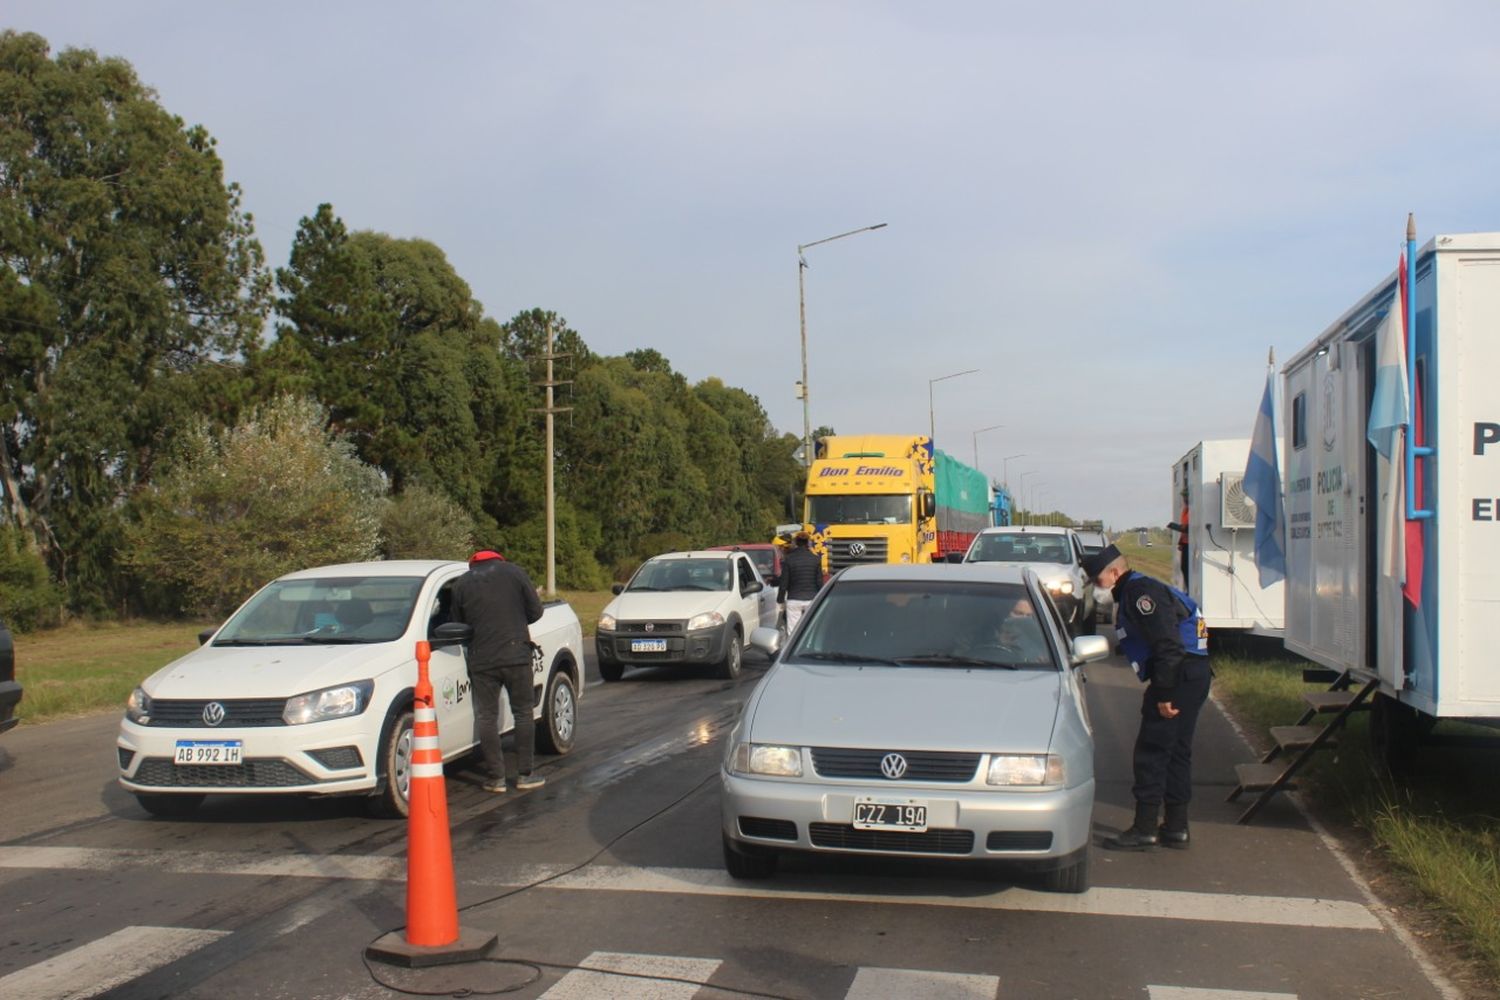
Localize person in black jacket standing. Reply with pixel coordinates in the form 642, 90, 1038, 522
451, 550, 545, 792
776, 532, 823, 632
1082, 543, 1212, 850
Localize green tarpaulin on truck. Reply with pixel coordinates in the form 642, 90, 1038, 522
935, 449, 990, 536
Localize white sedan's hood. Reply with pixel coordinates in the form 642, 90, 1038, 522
747, 662, 1062, 753
1019, 561, 1074, 585
142, 642, 407, 699
606, 591, 732, 621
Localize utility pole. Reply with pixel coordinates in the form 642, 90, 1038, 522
533, 319, 573, 598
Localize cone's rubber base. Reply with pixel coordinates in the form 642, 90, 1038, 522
365, 927, 498, 968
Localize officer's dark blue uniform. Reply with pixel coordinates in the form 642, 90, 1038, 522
1083, 544, 1212, 849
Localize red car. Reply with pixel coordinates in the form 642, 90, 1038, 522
706, 544, 783, 586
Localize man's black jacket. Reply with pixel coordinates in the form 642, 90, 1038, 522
777, 546, 823, 602
450, 560, 544, 671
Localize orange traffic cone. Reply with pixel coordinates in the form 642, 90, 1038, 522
366, 640, 498, 968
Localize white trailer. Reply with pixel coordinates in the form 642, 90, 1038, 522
1281, 231, 1500, 755
1170, 440, 1284, 635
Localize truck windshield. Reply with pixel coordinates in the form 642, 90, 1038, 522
788, 580, 1055, 669
968, 533, 1072, 564
808, 495, 912, 525
214, 577, 424, 645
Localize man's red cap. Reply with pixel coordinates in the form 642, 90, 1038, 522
469, 550, 504, 563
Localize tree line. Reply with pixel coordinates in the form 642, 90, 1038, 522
0, 31, 803, 627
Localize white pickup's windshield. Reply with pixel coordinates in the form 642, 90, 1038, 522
968, 532, 1072, 564
807, 495, 912, 525
788, 580, 1056, 669
628, 559, 731, 592
214, 576, 424, 645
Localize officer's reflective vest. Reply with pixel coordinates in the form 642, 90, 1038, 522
1115, 572, 1209, 681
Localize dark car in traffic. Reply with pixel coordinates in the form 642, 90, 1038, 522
0, 615, 21, 735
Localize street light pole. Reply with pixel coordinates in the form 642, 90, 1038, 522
1017, 470, 1038, 526
928, 368, 980, 448
971, 423, 1005, 469
1002, 452, 1026, 491
798, 222, 887, 466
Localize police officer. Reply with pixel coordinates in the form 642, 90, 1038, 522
1081, 543, 1211, 850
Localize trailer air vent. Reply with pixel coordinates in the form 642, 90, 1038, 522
1220, 472, 1258, 528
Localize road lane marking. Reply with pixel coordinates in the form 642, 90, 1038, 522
0, 925, 230, 1000
1149, 989, 1297, 1000
847, 966, 999, 999
0, 847, 1380, 931
540, 950, 721, 999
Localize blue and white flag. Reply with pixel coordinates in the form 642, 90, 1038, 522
1244, 363, 1286, 587
1366, 275, 1409, 583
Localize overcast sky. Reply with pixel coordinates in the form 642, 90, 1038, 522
13, 2, 1500, 528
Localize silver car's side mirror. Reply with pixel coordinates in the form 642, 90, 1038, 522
749, 626, 783, 658
1070, 634, 1110, 665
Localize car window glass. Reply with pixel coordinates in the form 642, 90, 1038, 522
631, 559, 731, 591
216, 576, 424, 644
1038, 586, 1071, 644
737, 558, 757, 589
969, 533, 1069, 564
428, 581, 454, 637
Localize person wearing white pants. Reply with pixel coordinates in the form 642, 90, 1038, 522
776, 532, 823, 635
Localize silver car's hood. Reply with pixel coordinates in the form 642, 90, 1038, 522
747, 661, 1062, 753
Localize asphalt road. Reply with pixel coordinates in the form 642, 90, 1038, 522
0, 645, 1461, 1000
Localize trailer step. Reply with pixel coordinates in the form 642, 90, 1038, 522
1303, 690, 1371, 713
1270, 725, 1337, 752
1302, 667, 1343, 684
1232, 763, 1297, 793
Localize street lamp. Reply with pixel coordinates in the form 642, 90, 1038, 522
971, 424, 1005, 469
1002, 453, 1026, 491
1031, 483, 1049, 525
1018, 470, 1039, 526
928, 368, 980, 447
798, 222, 888, 466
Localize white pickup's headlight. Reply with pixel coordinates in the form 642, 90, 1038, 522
687, 611, 725, 632
283, 680, 374, 725
986, 754, 1066, 786
598, 613, 617, 632
126, 686, 152, 725
1045, 579, 1074, 595
729, 742, 803, 777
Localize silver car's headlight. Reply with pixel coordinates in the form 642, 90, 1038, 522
283, 680, 374, 725
729, 742, 804, 777
598, 613, 617, 632
126, 686, 152, 725
986, 754, 1066, 786
687, 611, 725, 632
1045, 579, 1075, 596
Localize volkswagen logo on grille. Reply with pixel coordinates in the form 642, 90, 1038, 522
849, 541, 867, 558
880, 752, 908, 779
202, 702, 226, 727
644, 623, 655, 632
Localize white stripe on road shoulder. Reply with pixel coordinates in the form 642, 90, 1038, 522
0, 925, 230, 1000
847, 966, 999, 999
1149, 988, 1298, 1000
540, 950, 721, 999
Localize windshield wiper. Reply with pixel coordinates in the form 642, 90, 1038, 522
212, 638, 303, 646
797, 650, 902, 666
893, 654, 1020, 670
303, 635, 372, 644
627, 586, 661, 592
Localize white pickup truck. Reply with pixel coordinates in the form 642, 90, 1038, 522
116, 560, 584, 818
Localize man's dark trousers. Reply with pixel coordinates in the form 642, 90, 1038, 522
1131, 659, 1212, 806
473, 663, 534, 781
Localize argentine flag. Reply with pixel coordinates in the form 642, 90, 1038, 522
1366, 276, 1409, 584
1243, 365, 1286, 587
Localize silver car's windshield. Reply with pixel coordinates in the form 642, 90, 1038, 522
214, 576, 424, 646
628, 559, 731, 592
807, 494, 912, 525
968, 533, 1072, 565
787, 580, 1056, 669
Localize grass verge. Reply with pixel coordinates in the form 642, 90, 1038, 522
1212, 648, 1500, 986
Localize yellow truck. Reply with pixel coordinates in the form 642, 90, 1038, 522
789, 434, 991, 572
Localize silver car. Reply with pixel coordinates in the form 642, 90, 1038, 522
720, 564, 1108, 893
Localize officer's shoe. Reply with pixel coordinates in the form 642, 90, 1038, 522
1158, 803, 1190, 849
1157, 826, 1190, 848
1104, 802, 1161, 851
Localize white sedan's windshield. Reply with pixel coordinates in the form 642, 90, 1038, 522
968, 533, 1072, 564
628, 559, 731, 592
214, 576, 424, 645
788, 580, 1055, 669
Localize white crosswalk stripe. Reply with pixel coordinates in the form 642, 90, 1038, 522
1148, 988, 1298, 999
846, 966, 1000, 999
540, 951, 722, 999
0, 925, 230, 1000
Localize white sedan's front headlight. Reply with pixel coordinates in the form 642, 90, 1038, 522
126, 686, 152, 725
598, 612, 617, 632
283, 680, 374, 725
1045, 579, 1075, 596
986, 754, 1066, 786
687, 611, 725, 632
729, 742, 804, 777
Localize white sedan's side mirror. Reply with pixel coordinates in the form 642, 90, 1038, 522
749, 626, 783, 658
1070, 634, 1110, 665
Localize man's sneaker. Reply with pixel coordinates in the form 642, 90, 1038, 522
481, 777, 508, 794
515, 773, 545, 790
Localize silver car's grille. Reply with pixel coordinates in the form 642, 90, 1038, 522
827, 537, 888, 571
810, 748, 981, 782
131, 758, 323, 787
148, 698, 287, 727
809, 823, 974, 855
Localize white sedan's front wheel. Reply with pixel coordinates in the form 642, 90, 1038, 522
536, 669, 577, 755
367, 710, 413, 819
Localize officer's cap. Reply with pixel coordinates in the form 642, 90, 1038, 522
1080, 543, 1122, 581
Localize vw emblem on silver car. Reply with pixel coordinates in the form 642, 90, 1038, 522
202, 702, 226, 727
849, 542, 867, 558
880, 752, 908, 779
